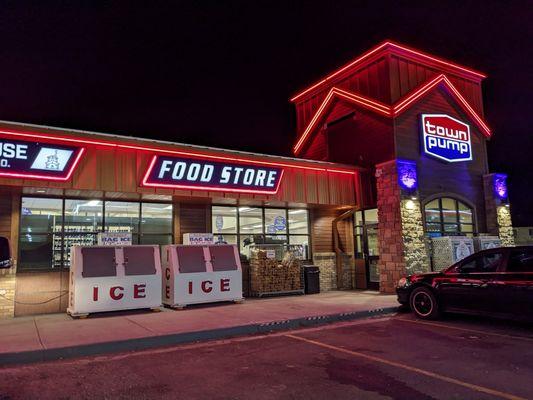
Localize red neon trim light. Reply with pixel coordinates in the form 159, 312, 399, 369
141, 155, 286, 195
0, 147, 86, 181
293, 87, 392, 153
293, 74, 491, 154
290, 41, 486, 102
0, 129, 357, 177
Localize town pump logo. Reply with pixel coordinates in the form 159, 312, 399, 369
421, 114, 473, 163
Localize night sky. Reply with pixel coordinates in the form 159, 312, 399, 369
0, 1, 531, 224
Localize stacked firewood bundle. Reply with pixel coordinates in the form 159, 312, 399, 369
250, 249, 302, 295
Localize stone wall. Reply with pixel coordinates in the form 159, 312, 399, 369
483, 173, 515, 246
497, 206, 515, 246
313, 252, 337, 292
376, 160, 430, 293
400, 199, 430, 275
0, 270, 16, 318
339, 253, 354, 290
0, 191, 18, 318
376, 161, 406, 294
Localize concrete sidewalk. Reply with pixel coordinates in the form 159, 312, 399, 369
0, 291, 398, 365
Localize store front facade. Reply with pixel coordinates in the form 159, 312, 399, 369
0, 41, 515, 318
0, 120, 364, 317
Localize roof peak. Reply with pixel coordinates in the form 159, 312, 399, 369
290, 40, 486, 103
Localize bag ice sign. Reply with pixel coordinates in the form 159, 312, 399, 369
421, 114, 472, 163
142, 155, 283, 194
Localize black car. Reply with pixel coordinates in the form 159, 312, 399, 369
397, 246, 533, 320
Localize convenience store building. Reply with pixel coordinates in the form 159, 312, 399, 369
0, 41, 514, 318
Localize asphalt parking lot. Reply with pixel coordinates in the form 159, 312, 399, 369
1, 313, 532, 400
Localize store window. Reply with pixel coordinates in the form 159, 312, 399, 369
20, 198, 63, 270
211, 206, 237, 246
62, 199, 103, 267
140, 203, 173, 245
211, 206, 310, 261
424, 197, 475, 237
105, 201, 140, 235
18, 197, 173, 271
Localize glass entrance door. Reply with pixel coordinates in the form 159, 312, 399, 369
364, 223, 380, 290
354, 209, 380, 290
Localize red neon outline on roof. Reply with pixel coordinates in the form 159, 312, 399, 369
141, 155, 285, 195
0, 147, 85, 181
293, 74, 491, 155
293, 88, 392, 153
0, 129, 357, 176
290, 41, 486, 102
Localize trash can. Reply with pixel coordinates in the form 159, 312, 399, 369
303, 265, 320, 294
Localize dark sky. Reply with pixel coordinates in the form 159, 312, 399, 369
0, 1, 531, 225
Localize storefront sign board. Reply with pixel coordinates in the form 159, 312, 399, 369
142, 155, 283, 194
0, 137, 84, 180
421, 114, 472, 163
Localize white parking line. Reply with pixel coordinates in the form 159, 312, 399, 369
286, 333, 527, 400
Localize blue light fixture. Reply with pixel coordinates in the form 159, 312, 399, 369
493, 173, 508, 200
397, 160, 418, 191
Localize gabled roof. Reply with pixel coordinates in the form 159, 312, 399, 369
290, 41, 486, 103
293, 74, 491, 154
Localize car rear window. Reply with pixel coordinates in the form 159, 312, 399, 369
507, 249, 533, 272
458, 252, 503, 273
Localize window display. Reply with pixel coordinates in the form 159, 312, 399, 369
424, 197, 475, 237
212, 206, 310, 261
19, 197, 173, 270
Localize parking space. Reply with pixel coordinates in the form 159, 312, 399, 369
1, 314, 532, 400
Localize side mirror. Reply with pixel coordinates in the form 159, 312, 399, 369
0, 237, 13, 269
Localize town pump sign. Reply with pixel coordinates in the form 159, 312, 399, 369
421, 114, 473, 163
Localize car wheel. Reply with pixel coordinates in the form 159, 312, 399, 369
409, 287, 440, 320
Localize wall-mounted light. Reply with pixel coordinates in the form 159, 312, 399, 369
493, 173, 508, 200
397, 159, 418, 191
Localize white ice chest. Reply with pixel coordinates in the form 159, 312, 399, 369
162, 244, 243, 309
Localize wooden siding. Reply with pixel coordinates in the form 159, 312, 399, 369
0, 124, 359, 209
299, 101, 395, 165
311, 208, 340, 253
296, 56, 391, 134
393, 87, 489, 232
178, 203, 210, 243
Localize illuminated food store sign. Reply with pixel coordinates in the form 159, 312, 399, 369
0, 138, 84, 180
421, 114, 472, 163
142, 155, 283, 194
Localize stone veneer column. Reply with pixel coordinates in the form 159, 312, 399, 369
483, 173, 515, 246
375, 160, 430, 293
0, 192, 19, 318
0, 270, 16, 318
